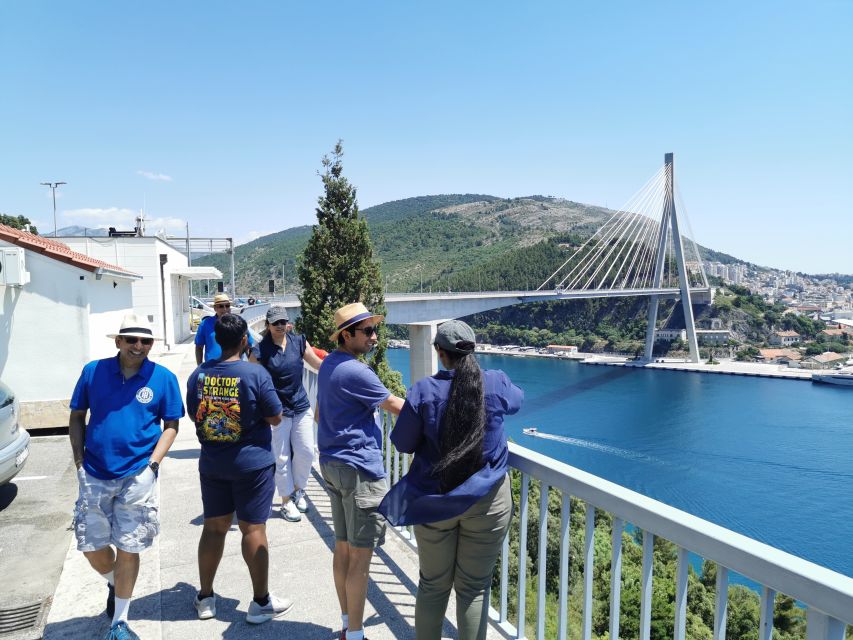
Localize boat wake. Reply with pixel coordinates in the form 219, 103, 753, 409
522, 428, 664, 465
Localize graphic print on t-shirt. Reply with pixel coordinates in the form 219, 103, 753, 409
195, 373, 242, 442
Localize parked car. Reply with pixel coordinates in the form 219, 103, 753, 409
0, 380, 30, 486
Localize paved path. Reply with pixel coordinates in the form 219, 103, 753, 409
42, 344, 503, 639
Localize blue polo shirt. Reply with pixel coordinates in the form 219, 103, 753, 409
378, 368, 523, 526
317, 350, 390, 479
195, 315, 255, 362
71, 356, 185, 480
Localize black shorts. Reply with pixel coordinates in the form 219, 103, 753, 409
200, 464, 275, 524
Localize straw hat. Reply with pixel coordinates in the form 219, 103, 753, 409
329, 303, 384, 341
107, 313, 162, 340
213, 293, 232, 305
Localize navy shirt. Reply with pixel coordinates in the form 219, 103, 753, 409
186, 359, 283, 474
317, 350, 391, 479
378, 368, 523, 526
250, 332, 310, 417
195, 315, 255, 362
71, 356, 185, 480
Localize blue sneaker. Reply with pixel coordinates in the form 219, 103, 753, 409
103, 621, 140, 640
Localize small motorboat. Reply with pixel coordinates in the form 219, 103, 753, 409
522, 426, 538, 436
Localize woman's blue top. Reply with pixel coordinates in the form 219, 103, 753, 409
250, 332, 310, 417
378, 367, 523, 526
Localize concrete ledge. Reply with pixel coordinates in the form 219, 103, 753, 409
19, 399, 71, 430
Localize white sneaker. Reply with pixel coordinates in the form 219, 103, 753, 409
281, 500, 301, 522
293, 489, 308, 513
194, 592, 216, 620
246, 593, 294, 624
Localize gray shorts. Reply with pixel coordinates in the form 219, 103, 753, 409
320, 460, 387, 549
73, 466, 159, 554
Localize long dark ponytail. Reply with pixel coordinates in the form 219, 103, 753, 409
434, 351, 486, 493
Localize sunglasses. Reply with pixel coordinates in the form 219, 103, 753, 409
271, 320, 289, 327
123, 336, 154, 346
351, 326, 377, 337
214, 303, 231, 309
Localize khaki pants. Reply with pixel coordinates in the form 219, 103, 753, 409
413, 474, 512, 640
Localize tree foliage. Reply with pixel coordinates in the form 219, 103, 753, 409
0, 214, 38, 234
296, 141, 404, 395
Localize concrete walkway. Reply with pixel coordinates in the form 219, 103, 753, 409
43, 344, 502, 640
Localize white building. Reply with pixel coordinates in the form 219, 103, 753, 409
60, 234, 221, 348
769, 330, 801, 346
0, 224, 141, 426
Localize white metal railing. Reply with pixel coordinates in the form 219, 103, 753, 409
303, 368, 853, 639
496, 445, 852, 640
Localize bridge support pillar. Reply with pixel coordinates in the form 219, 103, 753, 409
408, 322, 440, 382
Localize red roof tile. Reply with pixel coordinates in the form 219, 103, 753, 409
0, 224, 140, 277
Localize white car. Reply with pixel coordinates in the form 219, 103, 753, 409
0, 380, 30, 485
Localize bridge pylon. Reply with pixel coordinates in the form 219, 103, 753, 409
643, 153, 700, 363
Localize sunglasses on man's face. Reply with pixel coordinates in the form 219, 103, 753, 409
351, 326, 377, 337
123, 336, 154, 346
215, 303, 231, 309
271, 320, 288, 327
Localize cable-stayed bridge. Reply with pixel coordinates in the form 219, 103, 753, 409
249, 153, 712, 374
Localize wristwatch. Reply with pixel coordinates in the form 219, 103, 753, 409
148, 460, 160, 476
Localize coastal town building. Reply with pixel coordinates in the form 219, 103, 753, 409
757, 348, 802, 366
801, 351, 847, 370
546, 344, 579, 355
696, 329, 731, 345
0, 224, 140, 426
769, 330, 801, 346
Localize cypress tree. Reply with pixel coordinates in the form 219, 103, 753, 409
297, 140, 404, 395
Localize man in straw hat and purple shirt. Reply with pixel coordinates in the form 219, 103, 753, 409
318, 303, 404, 640
69, 313, 185, 640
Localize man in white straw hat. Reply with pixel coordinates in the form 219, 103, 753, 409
317, 302, 404, 640
69, 313, 185, 640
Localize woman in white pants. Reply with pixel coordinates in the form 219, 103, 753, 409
250, 306, 324, 521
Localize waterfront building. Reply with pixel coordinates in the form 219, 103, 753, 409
757, 348, 802, 366
802, 351, 847, 370
546, 344, 579, 355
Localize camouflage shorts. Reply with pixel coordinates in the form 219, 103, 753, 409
73, 466, 160, 553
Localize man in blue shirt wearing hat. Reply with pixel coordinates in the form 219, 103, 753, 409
195, 293, 255, 364
69, 313, 184, 640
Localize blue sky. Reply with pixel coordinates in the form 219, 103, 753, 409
1, 2, 850, 273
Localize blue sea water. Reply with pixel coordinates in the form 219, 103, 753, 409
386, 350, 853, 579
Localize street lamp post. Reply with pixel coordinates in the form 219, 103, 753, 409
40, 181, 66, 237
414, 264, 423, 293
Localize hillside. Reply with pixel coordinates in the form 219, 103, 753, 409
194, 193, 745, 297
194, 194, 619, 294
